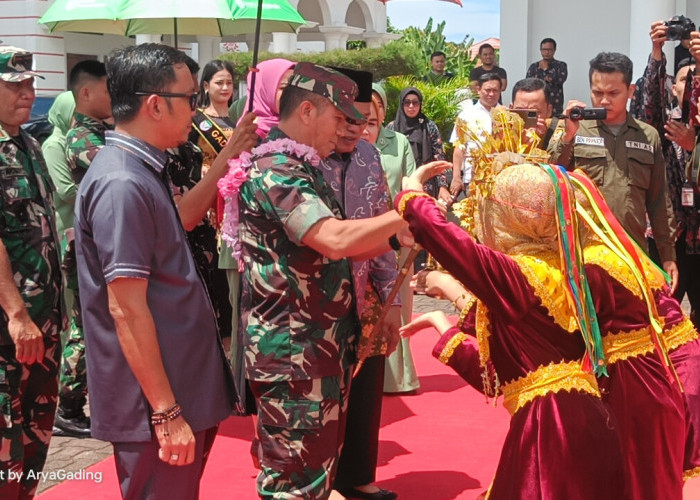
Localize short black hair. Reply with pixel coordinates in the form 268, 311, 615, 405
278, 85, 331, 121
511, 77, 551, 104
477, 72, 502, 88
431, 51, 446, 60
69, 60, 106, 97
589, 52, 633, 86
478, 44, 495, 55
197, 59, 235, 107
106, 43, 191, 124
540, 38, 556, 49
184, 56, 200, 76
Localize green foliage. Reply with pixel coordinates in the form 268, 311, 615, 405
382, 75, 472, 160
219, 41, 421, 83
398, 18, 478, 79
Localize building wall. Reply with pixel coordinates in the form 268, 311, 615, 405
500, 0, 696, 108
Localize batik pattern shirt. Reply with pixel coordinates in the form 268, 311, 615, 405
526, 59, 568, 115
634, 55, 694, 250
0, 127, 62, 345
239, 128, 359, 382
65, 112, 109, 185
320, 140, 399, 317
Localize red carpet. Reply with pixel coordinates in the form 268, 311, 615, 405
38, 320, 700, 499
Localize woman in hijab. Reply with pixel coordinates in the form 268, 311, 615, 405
386, 87, 451, 204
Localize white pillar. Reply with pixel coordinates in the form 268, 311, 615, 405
318, 25, 364, 52
135, 34, 161, 45
499, 0, 530, 106
196, 36, 219, 64
629, 0, 675, 80
271, 32, 298, 54
244, 33, 272, 54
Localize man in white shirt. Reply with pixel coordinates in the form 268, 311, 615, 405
449, 73, 501, 199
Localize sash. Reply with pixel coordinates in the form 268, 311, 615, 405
192, 109, 231, 229
192, 109, 229, 154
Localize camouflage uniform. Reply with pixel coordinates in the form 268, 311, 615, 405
0, 125, 62, 497
64, 112, 108, 185
56, 113, 107, 416
239, 125, 360, 499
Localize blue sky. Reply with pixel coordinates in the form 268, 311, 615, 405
386, 0, 500, 44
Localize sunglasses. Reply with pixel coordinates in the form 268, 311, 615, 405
403, 99, 420, 107
135, 91, 199, 111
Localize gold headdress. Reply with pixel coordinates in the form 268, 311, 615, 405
451, 106, 550, 237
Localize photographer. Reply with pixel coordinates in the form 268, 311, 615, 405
548, 52, 678, 292
637, 20, 700, 329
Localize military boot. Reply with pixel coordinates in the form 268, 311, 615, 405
53, 397, 91, 438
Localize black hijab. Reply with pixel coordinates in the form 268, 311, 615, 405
392, 87, 434, 166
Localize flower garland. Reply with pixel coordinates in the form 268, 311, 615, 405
217, 138, 321, 268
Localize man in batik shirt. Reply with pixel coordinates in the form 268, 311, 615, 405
635, 20, 700, 327
527, 38, 568, 116
238, 62, 409, 499
0, 46, 63, 498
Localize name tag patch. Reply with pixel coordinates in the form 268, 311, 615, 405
575, 136, 605, 147
625, 141, 654, 154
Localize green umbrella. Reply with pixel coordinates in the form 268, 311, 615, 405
39, 0, 306, 46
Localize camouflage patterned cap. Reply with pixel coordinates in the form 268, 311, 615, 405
288, 62, 365, 123
0, 46, 44, 83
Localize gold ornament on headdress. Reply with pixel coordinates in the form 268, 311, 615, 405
451, 106, 551, 236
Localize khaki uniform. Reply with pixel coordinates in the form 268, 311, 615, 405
548, 114, 676, 262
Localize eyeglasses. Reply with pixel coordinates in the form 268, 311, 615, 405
134, 91, 199, 111
403, 99, 420, 107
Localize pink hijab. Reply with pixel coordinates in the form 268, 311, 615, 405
238, 58, 295, 138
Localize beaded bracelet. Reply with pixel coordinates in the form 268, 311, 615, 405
397, 191, 432, 217
151, 403, 182, 426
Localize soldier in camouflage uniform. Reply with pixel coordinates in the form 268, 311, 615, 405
0, 46, 63, 499
54, 60, 111, 438
237, 62, 410, 499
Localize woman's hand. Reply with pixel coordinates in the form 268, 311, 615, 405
402, 161, 452, 191
400, 311, 453, 337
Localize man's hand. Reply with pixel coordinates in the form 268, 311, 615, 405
649, 21, 667, 60
450, 176, 464, 198
402, 161, 452, 191
382, 305, 402, 356
8, 313, 44, 365
560, 100, 588, 142
663, 260, 679, 294
690, 31, 700, 65
222, 112, 258, 160
154, 415, 196, 466
438, 186, 453, 206
665, 120, 696, 151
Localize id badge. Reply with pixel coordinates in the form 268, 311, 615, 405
682, 184, 695, 207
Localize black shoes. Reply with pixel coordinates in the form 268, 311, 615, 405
53, 411, 91, 438
337, 487, 398, 500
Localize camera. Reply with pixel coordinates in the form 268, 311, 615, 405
664, 15, 695, 42
568, 107, 607, 121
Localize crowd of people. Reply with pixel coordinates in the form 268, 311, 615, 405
2, 14, 700, 500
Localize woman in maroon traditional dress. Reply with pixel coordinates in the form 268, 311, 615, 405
396, 162, 624, 499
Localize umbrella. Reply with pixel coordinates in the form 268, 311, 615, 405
39, 0, 306, 47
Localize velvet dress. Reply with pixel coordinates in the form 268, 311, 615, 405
399, 192, 625, 499
583, 245, 685, 500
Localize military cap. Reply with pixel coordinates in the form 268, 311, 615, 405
288, 62, 365, 122
0, 46, 44, 82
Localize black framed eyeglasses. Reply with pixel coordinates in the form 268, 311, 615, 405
134, 91, 199, 111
